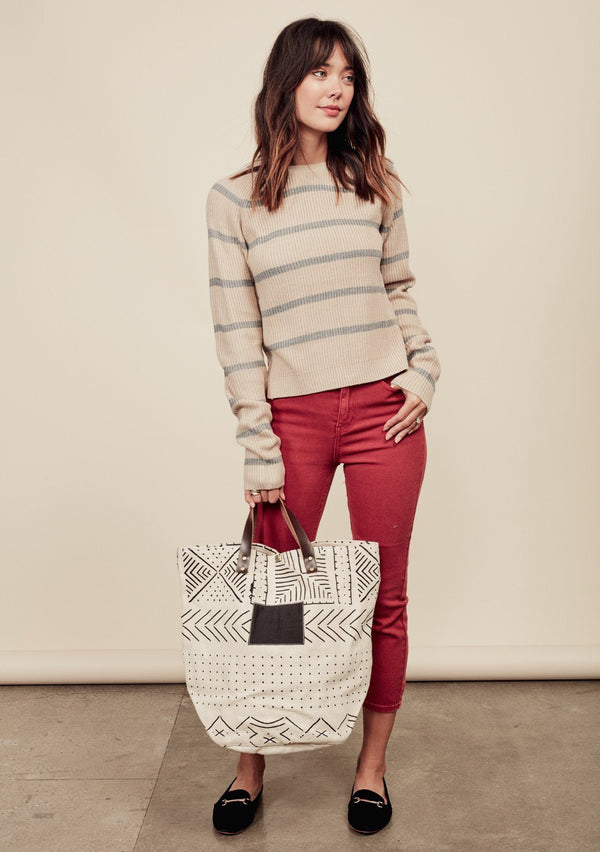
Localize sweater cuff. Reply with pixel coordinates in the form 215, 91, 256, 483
390, 369, 436, 412
243, 450, 286, 492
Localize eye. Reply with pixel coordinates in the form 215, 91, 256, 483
312, 70, 355, 83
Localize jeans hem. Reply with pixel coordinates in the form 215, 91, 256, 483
362, 700, 402, 713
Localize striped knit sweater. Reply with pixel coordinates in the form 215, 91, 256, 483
206, 158, 441, 491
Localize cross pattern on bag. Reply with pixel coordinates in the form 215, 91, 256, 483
204, 712, 359, 748
180, 544, 277, 604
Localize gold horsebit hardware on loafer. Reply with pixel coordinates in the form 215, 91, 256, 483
352, 795, 384, 808
221, 796, 251, 805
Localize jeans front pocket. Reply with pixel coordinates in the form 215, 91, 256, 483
378, 375, 405, 396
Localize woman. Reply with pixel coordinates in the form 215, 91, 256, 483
206, 17, 441, 836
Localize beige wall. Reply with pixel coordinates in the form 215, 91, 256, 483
1, 1, 598, 682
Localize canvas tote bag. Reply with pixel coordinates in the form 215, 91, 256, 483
176, 498, 381, 754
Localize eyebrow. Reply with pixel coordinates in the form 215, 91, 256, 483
320, 61, 354, 71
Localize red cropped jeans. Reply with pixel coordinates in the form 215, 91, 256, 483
252, 374, 428, 713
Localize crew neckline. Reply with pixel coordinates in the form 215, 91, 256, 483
288, 160, 329, 171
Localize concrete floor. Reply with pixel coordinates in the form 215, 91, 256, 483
1, 681, 598, 851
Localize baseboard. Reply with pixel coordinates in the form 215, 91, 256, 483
1, 645, 599, 684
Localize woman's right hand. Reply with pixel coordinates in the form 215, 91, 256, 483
244, 487, 286, 508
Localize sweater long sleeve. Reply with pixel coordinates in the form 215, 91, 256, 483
381, 167, 441, 410
206, 158, 441, 491
206, 184, 285, 491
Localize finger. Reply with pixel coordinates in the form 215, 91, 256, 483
383, 403, 412, 431
384, 400, 426, 429
398, 419, 423, 441
393, 418, 424, 443
260, 490, 269, 503
267, 489, 279, 503
405, 419, 422, 436
383, 407, 417, 436
385, 409, 426, 440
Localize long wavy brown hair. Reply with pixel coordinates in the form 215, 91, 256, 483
230, 17, 407, 212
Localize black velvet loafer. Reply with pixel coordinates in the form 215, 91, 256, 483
347, 776, 392, 834
212, 777, 263, 835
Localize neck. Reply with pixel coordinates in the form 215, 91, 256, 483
292, 131, 328, 166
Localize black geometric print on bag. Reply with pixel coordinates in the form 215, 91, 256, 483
272, 552, 333, 604
180, 545, 247, 603
303, 605, 375, 643
205, 712, 359, 748
248, 602, 304, 645
181, 607, 251, 643
354, 544, 380, 601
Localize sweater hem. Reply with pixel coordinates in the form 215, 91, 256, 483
266, 354, 410, 400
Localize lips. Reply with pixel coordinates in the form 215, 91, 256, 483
319, 105, 341, 115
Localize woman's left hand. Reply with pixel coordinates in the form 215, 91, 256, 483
383, 388, 427, 443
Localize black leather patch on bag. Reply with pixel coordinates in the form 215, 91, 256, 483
248, 602, 304, 645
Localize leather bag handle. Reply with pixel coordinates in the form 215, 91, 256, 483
236, 497, 317, 574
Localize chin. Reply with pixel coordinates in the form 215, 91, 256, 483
312, 118, 343, 131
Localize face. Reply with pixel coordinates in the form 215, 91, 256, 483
294, 42, 355, 136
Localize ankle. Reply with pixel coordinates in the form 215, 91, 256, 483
356, 755, 386, 775
237, 753, 265, 775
